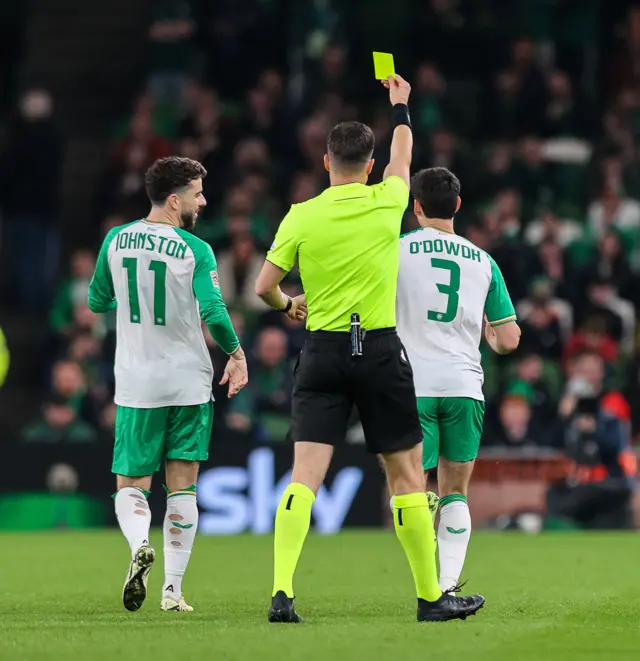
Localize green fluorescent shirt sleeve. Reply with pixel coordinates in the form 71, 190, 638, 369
266, 207, 298, 272
485, 255, 517, 326
88, 230, 117, 313
190, 238, 240, 355
375, 175, 410, 209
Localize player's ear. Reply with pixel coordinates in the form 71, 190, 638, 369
414, 199, 423, 217
456, 196, 462, 213
323, 154, 330, 173
366, 159, 375, 175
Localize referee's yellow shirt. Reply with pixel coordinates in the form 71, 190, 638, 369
267, 175, 409, 332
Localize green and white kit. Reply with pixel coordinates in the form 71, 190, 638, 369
396, 226, 516, 469
88, 220, 239, 476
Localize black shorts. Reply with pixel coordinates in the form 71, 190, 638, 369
291, 328, 422, 455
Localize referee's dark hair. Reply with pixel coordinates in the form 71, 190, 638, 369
411, 167, 461, 219
145, 156, 207, 205
326, 121, 375, 173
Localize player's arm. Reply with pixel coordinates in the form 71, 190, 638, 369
484, 256, 520, 355
87, 233, 116, 313
192, 243, 241, 356
255, 208, 307, 320
382, 74, 413, 188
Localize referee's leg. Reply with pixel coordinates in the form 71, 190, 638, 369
354, 335, 484, 621
269, 343, 351, 623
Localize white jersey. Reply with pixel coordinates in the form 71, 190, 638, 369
396, 226, 516, 400
88, 220, 239, 408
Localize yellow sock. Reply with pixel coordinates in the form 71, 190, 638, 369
393, 492, 442, 602
272, 482, 315, 598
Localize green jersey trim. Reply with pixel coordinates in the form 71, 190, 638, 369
489, 315, 517, 327
400, 227, 425, 239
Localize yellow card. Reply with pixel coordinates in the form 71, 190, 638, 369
373, 52, 395, 80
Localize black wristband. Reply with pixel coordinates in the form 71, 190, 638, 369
282, 296, 293, 313
391, 103, 412, 130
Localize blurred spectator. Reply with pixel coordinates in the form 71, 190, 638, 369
414, 62, 447, 135
216, 233, 268, 313
0, 89, 62, 312
583, 231, 635, 302
505, 352, 560, 428
97, 144, 150, 222
49, 249, 96, 338
524, 209, 583, 249
575, 277, 635, 355
510, 137, 550, 223
488, 394, 545, 448
554, 350, 634, 496
110, 107, 171, 172
586, 185, 640, 254
609, 5, 640, 97
543, 70, 588, 138
21, 394, 98, 444
147, 0, 196, 109
517, 294, 564, 360
226, 327, 292, 441
564, 316, 619, 367
533, 237, 579, 305
481, 142, 514, 201
67, 332, 107, 401
507, 36, 547, 135
290, 171, 321, 204
196, 185, 271, 249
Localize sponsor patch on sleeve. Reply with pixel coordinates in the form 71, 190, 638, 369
210, 270, 220, 288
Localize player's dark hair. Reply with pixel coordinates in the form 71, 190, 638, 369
145, 156, 207, 205
327, 121, 375, 172
411, 167, 461, 219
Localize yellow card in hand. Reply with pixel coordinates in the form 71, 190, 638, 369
373, 52, 395, 80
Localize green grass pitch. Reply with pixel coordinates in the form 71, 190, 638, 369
2, 530, 640, 660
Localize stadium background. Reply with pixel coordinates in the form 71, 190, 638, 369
0, 0, 639, 533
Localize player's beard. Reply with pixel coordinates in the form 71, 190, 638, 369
180, 209, 197, 230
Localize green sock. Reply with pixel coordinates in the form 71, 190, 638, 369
394, 492, 442, 602
272, 482, 315, 598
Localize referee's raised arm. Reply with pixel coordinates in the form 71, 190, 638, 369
382, 74, 413, 187
260, 76, 484, 625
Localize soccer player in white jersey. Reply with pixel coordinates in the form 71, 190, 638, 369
87, 157, 256, 613
396, 167, 521, 593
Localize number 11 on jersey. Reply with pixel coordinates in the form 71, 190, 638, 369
122, 257, 167, 326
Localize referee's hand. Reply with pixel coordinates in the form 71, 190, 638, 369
286, 294, 307, 322
381, 74, 411, 106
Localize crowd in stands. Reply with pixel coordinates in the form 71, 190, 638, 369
3, 1, 640, 458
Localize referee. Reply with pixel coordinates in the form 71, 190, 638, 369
255, 75, 483, 623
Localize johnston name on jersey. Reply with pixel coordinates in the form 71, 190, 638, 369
396, 226, 516, 400
88, 220, 239, 408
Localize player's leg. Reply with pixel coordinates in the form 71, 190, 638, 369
354, 333, 483, 621
161, 401, 214, 612
437, 398, 485, 591
112, 406, 167, 611
388, 397, 440, 520
417, 397, 441, 522
269, 340, 350, 623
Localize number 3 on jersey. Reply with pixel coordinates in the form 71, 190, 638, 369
427, 258, 460, 323
122, 257, 167, 326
